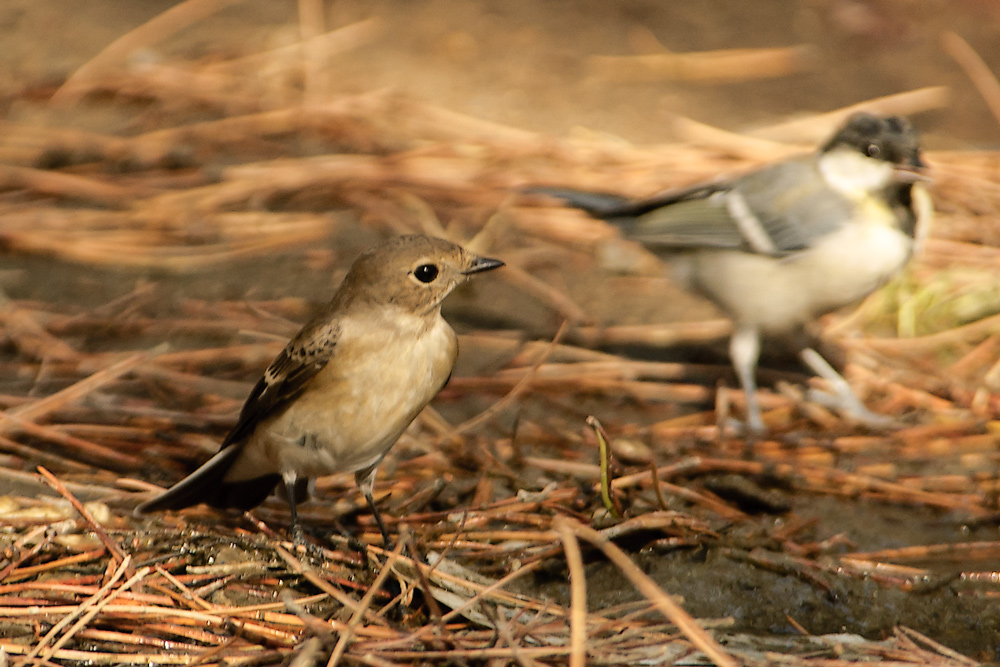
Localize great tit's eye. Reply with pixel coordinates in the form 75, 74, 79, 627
866, 143, 881, 158
413, 264, 439, 283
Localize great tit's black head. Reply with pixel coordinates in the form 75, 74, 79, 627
823, 113, 924, 170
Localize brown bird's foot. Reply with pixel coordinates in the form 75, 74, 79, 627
286, 522, 330, 560
356, 465, 395, 551
371, 507, 394, 552
326, 513, 392, 557
290, 522, 308, 547
283, 482, 325, 558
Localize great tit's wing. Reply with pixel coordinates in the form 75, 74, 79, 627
526, 182, 727, 218
617, 193, 754, 250
222, 312, 341, 448
730, 158, 855, 252
528, 182, 752, 250
534, 157, 856, 256
627, 158, 858, 255
524, 188, 635, 216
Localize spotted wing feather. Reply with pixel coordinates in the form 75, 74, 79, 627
222, 316, 341, 448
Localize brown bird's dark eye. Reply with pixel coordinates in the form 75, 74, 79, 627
414, 264, 439, 283
866, 143, 881, 158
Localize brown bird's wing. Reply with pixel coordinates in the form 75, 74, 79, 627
222, 315, 342, 448
134, 315, 342, 514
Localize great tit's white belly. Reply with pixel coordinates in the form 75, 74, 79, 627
685, 219, 913, 335
225, 311, 458, 482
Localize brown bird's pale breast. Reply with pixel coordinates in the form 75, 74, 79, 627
224, 308, 458, 482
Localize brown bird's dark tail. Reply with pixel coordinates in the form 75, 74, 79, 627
134, 446, 280, 515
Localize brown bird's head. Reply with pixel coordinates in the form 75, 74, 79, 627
337, 235, 504, 315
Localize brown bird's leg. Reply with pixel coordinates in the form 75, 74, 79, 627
355, 464, 392, 547
282, 471, 307, 546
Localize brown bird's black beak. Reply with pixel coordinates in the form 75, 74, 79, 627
463, 256, 505, 275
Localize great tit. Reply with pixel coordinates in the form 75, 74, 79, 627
532, 113, 932, 433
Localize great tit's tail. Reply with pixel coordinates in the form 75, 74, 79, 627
134, 446, 279, 515
523, 187, 633, 218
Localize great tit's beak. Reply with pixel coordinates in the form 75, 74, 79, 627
892, 165, 932, 184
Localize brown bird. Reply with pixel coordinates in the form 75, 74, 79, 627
136, 235, 504, 542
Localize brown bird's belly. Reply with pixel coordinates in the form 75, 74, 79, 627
225, 314, 457, 482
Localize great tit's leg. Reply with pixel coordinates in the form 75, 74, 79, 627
801, 348, 894, 428
355, 465, 392, 548
730, 325, 765, 434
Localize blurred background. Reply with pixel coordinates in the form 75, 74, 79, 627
2, 1, 1000, 662
3, 0, 999, 146
2, 0, 998, 326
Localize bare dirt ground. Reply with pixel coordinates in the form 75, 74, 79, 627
2, 1, 1000, 665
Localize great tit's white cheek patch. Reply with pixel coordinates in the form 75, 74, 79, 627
819, 151, 894, 198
